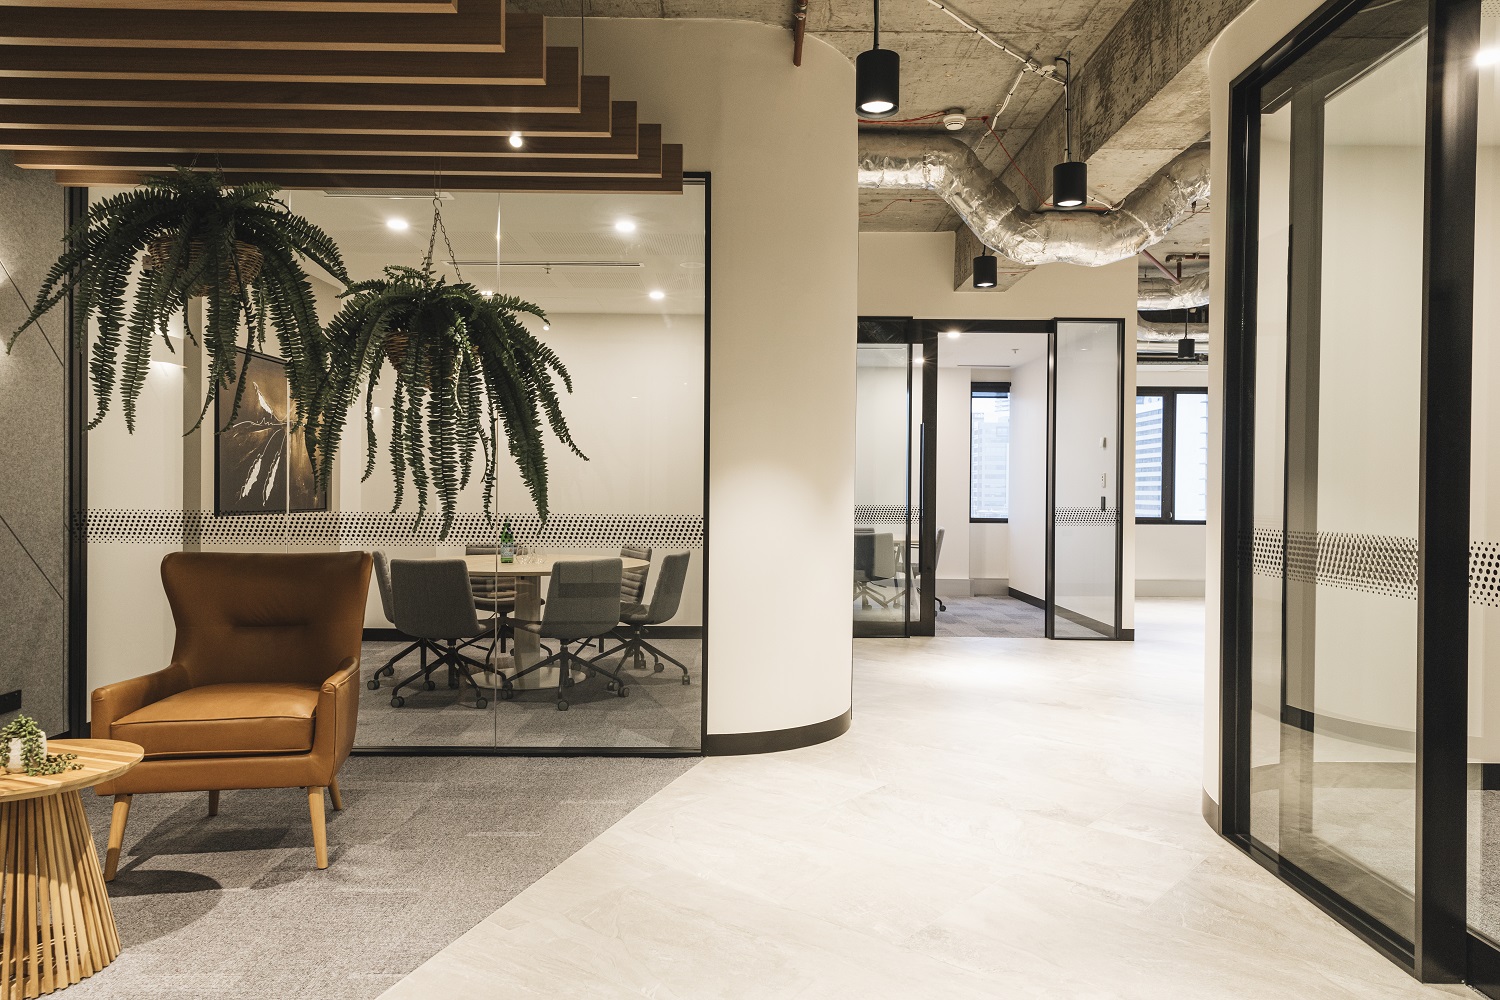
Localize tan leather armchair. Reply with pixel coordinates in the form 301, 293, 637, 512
92, 550, 372, 880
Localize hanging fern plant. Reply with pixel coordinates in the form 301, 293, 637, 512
314, 202, 584, 536
6, 167, 348, 431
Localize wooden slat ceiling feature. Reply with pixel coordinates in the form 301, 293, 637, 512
0, 0, 457, 12
0, 90, 622, 138
0, 16, 547, 84
0, 0, 504, 50
51, 147, 686, 193
3, 0, 683, 195
17, 130, 666, 177
0, 109, 640, 159
0, 49, 585, 113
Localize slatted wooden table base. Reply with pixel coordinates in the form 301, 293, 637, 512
0, 741, 142, 998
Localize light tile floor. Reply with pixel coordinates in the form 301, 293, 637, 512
381, 600, 1469, 999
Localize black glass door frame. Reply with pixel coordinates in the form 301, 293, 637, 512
855, 316, 937, 637
1046, 318, 1127, 641
1217, 0, 1479, 984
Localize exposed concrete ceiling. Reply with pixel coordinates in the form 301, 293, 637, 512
514, 0, 1229, 294
510, 0, 1142, 232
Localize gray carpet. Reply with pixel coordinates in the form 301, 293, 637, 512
933, 595, 1047, 638
68, 754, 698, 999
356, 638, 702, 750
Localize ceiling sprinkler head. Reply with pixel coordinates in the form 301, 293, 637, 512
942, 110, 967, 132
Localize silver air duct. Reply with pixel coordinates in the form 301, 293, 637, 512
1136, 319, 1208, 342
1136, 271, 1211, 311
857, 134, 1209, 268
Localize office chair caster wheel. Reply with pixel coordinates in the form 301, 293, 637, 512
616, 686, 629, 698
557, 699, 569, 712
500, 688, 514, 701
475, 697, 488, 710
447, 676, 460, 690
681, 676, 691, 686
381, 665, 395, 678
390, 695, 405, 708
367, 678, 381, 691
653, 661, 664, 673
606, 681, 617, 692
424, 680, 436, 691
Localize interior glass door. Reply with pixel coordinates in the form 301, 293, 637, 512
1046, 319, 1123, 639
1243, 0, 1429, 950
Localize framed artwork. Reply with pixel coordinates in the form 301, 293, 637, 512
214, 349, 327, 515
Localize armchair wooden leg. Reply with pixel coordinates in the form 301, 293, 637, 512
104, 794, 132, 882
207, 790, 219, 817
308, 787, 328, 870
328, 776, 344, 812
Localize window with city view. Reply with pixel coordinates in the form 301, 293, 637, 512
1136, 387, 1208, 523
970, 383, 1010, 521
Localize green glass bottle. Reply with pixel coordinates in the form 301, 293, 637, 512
499, 519, 515, 564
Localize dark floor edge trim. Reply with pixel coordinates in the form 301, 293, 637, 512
1281, 704, 1415, 753
1008, 587, 1045, 610
363, 626, 704, 642
1201, 788, 1220, 833
703, 707, 852, 756
349, 746, 702, 758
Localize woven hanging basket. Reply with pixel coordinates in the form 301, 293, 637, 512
144, 235, 264, 297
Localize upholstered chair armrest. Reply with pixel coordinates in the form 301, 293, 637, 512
90, 663, 192, 737
311, 657, 361, 777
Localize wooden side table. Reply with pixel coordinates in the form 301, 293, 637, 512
0, 739, 142, 998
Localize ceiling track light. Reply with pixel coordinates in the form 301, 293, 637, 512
1052, 54, 1088, 209
973, 249, 998, 289
856, 0, 900, 119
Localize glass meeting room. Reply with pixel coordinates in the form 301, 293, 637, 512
82, 180, 708, 753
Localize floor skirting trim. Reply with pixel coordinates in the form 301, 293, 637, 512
703, 707, 851, 756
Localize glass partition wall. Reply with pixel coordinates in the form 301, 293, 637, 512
853, 321, 928, 637
82, 180, 707, 754
1219, 0, 1487, 984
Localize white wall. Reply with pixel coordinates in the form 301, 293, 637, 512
1008, 355, 1049, 600
859, 232, 1137, 626
568, 19, 857, 739
935, 366, 972, 585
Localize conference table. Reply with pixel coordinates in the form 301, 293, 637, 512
463, 551, 650, 691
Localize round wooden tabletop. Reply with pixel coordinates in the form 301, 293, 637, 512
0, 739, 143, 803
463, 552, 650, 578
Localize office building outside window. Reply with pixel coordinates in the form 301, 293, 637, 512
971, 383, 1010, 522
1135, 387, 1207, 524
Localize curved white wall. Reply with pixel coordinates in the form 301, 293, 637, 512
558, 19, 858, 739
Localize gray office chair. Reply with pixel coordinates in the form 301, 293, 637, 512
594, 551, 692, 685
467, 544, 518, 652
508, 558, 625, 712
386, 559, 512, 709
367, 551, 423, 690
599, 545, 652, 652
853, 531, 898, 608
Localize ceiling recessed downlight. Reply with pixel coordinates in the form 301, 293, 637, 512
615, 219, 637, 234
648, 289, 666, 301
946, 330, 961, 339
508, 131, 524, 148
385, 217, 409, 232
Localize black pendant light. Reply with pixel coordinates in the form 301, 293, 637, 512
973, 249, 998, 289
1053, 55, 1087, 209
856, 0, 899, 119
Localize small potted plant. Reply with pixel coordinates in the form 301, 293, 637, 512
6, 166, 349, 433
313, 204, 585, 536
0, 715, 80, 777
